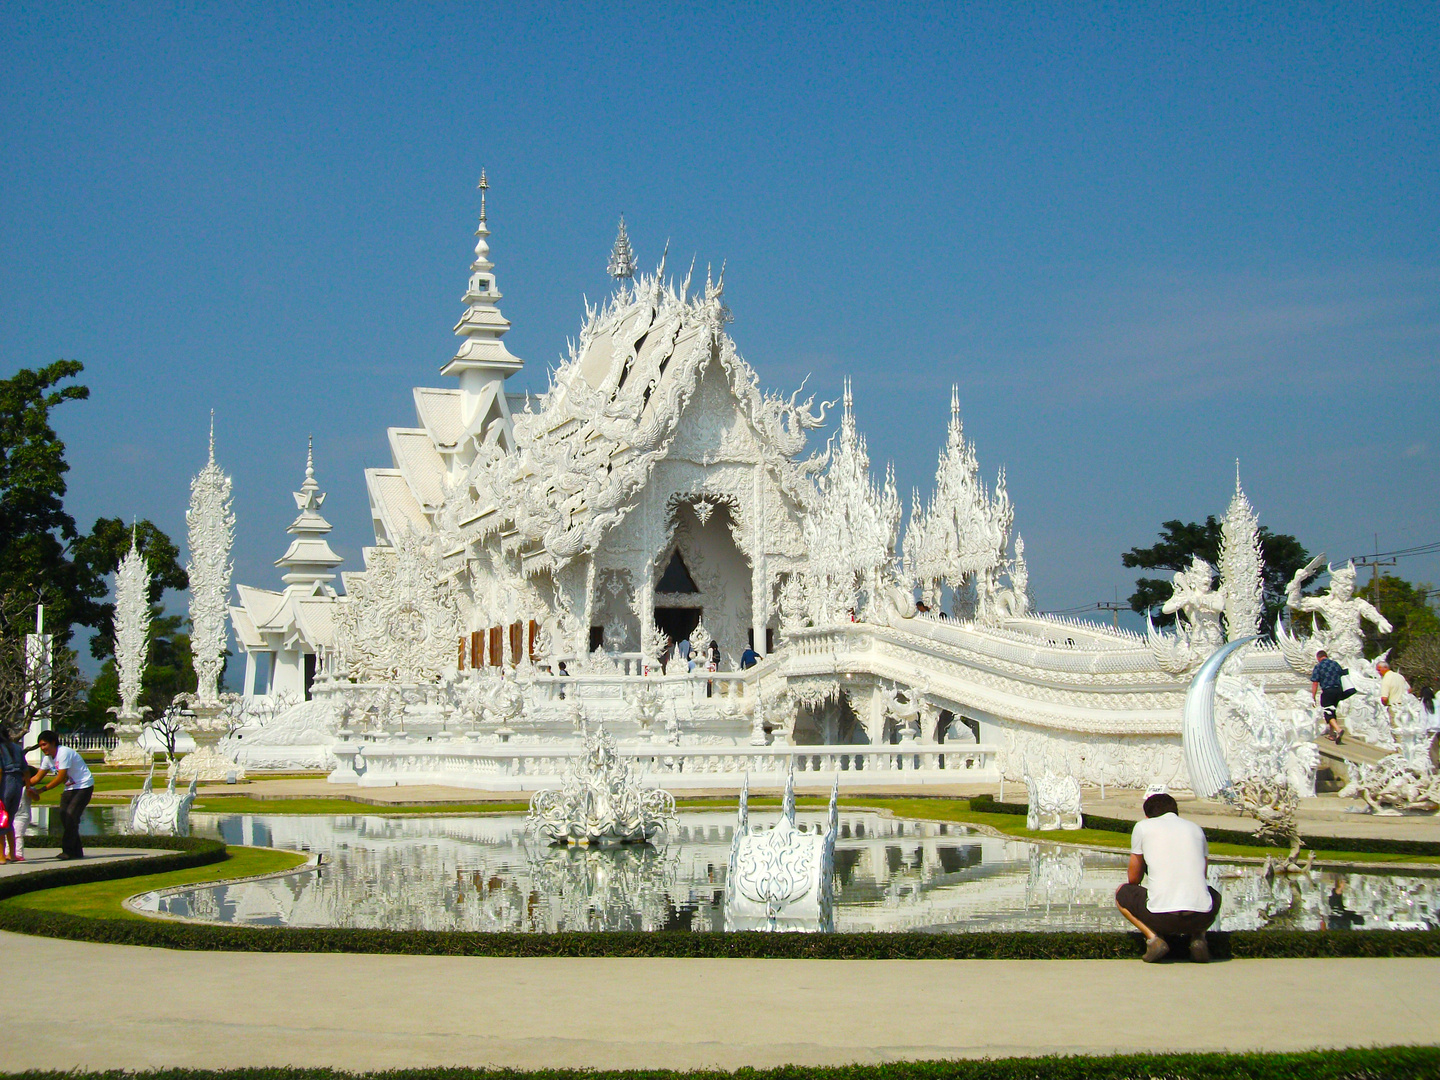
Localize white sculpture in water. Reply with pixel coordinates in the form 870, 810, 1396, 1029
1024, 771, 1083, 831
187, 416, 234, 710
127, 762, 198, 836
1219, 468, 1265, 642
726, 770, 839, 932
527, 723, 676, 846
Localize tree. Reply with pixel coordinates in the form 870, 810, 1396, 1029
0, 361, 104, 642
1398, 635, 1440, 697
1122, 516, 1311, 636
1360, 574, 1440, 662
0, 590, 86, 738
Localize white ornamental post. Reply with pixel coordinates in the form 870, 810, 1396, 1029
187, 415, 234, 717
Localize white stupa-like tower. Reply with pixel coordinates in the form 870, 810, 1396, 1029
438, 170, 525, 450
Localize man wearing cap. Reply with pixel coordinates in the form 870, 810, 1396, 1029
1115, 789, 1221, 962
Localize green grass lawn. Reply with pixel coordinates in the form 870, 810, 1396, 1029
2, 846, 309, 920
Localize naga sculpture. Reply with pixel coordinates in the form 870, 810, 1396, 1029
127, 762, 199, 836
1024, 771, 1083, 831
526, 723, 676, 846
1340, 755, 1440, 815
725, 769, 839, 932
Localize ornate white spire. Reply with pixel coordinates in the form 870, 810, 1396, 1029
110, 527, 151, 721
1220, 461, 1264, 640
187, 420, 234, 708
441, 171, 524, 444
276, 437, 343, 590
607, 215, 637, 280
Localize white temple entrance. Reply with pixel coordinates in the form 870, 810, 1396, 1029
653, 500, 752, 666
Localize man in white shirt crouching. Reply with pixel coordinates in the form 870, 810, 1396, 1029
1115, 789, 1221, 963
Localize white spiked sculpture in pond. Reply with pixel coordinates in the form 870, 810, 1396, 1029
187, 414, 234, 710
725, 769, 839, 932
1182, 636, 1255, 798
110, 530, 152, 723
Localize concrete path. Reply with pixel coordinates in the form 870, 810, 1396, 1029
0, 931, 1435, 1070
0, 847, 166, 879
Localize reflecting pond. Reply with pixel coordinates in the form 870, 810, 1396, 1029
116, 810, 1440, 934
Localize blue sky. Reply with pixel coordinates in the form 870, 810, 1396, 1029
3, 3, 1437, 664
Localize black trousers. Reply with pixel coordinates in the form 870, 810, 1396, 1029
58, 786, 93, 857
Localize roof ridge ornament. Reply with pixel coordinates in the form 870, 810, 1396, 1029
607, 215, 637, 280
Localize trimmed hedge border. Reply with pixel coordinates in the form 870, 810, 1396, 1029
3, 1049, 1439, 1079
969, 793, 1440, 858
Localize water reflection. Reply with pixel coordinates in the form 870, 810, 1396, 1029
122, 810, 1440, 934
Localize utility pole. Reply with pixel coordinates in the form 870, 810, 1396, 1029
1354, 535, 1396, 608
1096, 602, 1127, 628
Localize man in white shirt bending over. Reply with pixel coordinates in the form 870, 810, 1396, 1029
30, 730, 96, 860
1115, 789, 1222, 963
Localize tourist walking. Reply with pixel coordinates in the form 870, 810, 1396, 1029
1310, 650, 1352, 744
1114, 789, 1221, 962
0, 731, 24, 863
29, 731, 95, 860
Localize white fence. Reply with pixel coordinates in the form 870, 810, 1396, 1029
333, 738, 1000, 791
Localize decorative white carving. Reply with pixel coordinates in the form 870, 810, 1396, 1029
335, 530, 465, 683
1284, 556, 1392, 666
175, 745, 245, 783
1220, 468, 1264, 641
798, 380, 901, 626
1024, 772, 1083, 831
526, 724, 676, 845
127, 763, 198, 836
1149, 557, 1227, 675
1214, 677, 1319, 798
903, 386, 1018, 620
725, 770, 838, 932
109, 531, 151, 723
1340, 754, 1440, 815
186, 419, 234, 707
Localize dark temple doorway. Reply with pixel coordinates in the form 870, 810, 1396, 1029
654, 607, 701, 651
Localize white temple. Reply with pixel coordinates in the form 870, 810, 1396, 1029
216, 181, 1393, 795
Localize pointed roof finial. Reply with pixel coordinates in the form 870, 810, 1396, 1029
950, 385, 960, 422
843, 376, 853, 414
208, 409, 215, 465
607, 215, 637, 280
1235, 457, 1243, 495
478, 169, 488, 225
306, 435, 315, 481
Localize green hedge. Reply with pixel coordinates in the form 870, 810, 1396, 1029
970, 794, 1440, 858
3, 1048, 1438, 1079
4, 895, 1440, 959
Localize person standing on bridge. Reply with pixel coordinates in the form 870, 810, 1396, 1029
1310, 650, 1352, 745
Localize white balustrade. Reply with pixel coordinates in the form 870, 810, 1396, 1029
335, 738, 999, 790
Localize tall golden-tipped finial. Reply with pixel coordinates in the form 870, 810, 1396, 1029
478, 169, 488, 225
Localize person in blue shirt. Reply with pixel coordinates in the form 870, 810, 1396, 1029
1310, 650, 1354, 744
740, 646, 760, 670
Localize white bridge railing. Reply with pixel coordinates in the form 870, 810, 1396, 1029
333, 739, 1000, 791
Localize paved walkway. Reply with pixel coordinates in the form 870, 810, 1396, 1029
0, 847, 166, 879
0, 931, 1434, 1070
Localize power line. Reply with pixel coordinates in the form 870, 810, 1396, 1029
1347, 540, 1440, 562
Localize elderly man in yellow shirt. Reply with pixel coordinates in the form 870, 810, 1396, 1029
1378, 660, 1411, 718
